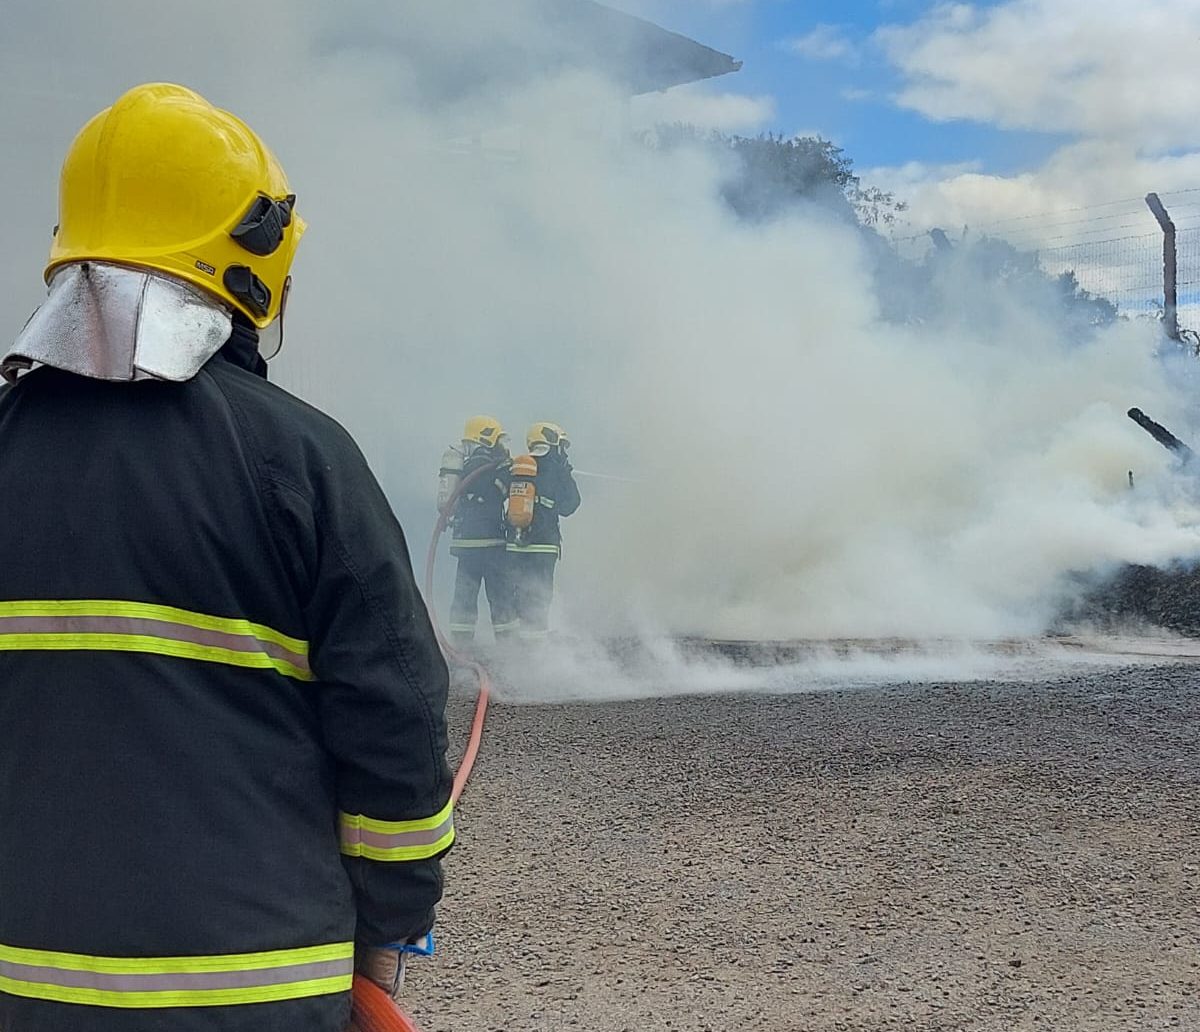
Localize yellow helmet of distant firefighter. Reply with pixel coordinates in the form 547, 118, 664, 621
526, 422, 569, 457
47, 82, 305, 327
462, 416, 507, 450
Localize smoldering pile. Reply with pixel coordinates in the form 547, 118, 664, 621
1064, 406, 1200, 636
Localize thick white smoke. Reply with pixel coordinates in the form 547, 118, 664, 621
3, 0, 1198, 650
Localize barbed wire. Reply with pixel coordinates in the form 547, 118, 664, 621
890, 190, 1200, 247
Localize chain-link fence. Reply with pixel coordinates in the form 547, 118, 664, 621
892, 191, 1200, 337
1035, 232, 1163, 316
1178, 226, 1200, 335
1036, 221, 1200, 337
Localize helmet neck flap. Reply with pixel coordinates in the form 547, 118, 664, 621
3, 262, 232, 384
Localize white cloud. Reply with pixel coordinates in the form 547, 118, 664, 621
870, 141, 1200, 244
870, 0, 1200, 318
867, 143, 1200, 317
784, 24, 857, 62
876, 0, 1200, 149
631, 84, 776, 132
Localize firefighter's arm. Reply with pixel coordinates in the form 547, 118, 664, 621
558, 463, 582, 518
286, 433, 453, 948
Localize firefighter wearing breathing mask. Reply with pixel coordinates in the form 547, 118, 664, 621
0, 84, 453, 1032
445, 416, 517, 645
506, 422, 582, 640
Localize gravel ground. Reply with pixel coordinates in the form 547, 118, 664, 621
407, 666, 1199, 1032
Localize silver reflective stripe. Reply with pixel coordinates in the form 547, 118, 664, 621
506, 543, 561, 555
355, 825, 450, 850
0, 957, 349, 992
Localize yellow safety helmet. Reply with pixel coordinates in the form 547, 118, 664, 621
463, 415, 506, 449
46, 83, 305, 327
527, 422, 570, 454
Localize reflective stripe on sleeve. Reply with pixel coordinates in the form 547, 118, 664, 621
339, 800, 455, 862
0, 600, 311, 681
536, 497, 556, 509
449, 539, 506, 549
0, 941, 353, 1009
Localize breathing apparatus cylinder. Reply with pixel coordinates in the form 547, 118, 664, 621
437, 446, 464, 514
506, 454, 538, 536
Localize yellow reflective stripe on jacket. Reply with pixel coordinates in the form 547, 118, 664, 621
506, 543, 561, 555
450, 538, 506, 549
0, 600, 311, 681
339, 800, 455, 862
0, 940, 353, 1009
0, 600, 307, 653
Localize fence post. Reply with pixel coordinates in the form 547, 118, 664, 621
1145, 192, 1179, 340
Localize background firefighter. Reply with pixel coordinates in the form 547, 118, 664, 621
0, 83, 452, 1032
506, 422, 582, 641
446, 416, 517, 645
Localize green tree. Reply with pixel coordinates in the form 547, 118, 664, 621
648, 126, 905, 227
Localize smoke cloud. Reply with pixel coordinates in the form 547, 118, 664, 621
3, 0, 1198, 655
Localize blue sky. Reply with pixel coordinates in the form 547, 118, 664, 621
615, 0, 1200, 258
625, 0, 1066, 174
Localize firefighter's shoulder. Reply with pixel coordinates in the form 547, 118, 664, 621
200, 358, 374, 490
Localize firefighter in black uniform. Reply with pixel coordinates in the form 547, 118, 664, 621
448, 416, 517, 645
507, 422, 582, 640
0, 84, 452, 1032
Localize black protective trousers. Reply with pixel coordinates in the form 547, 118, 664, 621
449, 548, 515, 642
510, 552, 558, 639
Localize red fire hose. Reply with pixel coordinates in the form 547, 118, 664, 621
349, 461, 501, 1032
350, 975, 421, 1032
423, 460, 500, 804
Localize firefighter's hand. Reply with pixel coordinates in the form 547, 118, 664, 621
355, 934, 435, 1000
355, 948, 407, 1000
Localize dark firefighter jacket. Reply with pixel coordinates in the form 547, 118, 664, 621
507, 453, 582, 557
450, 447, 509, 555
0, 326, 453, 1032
